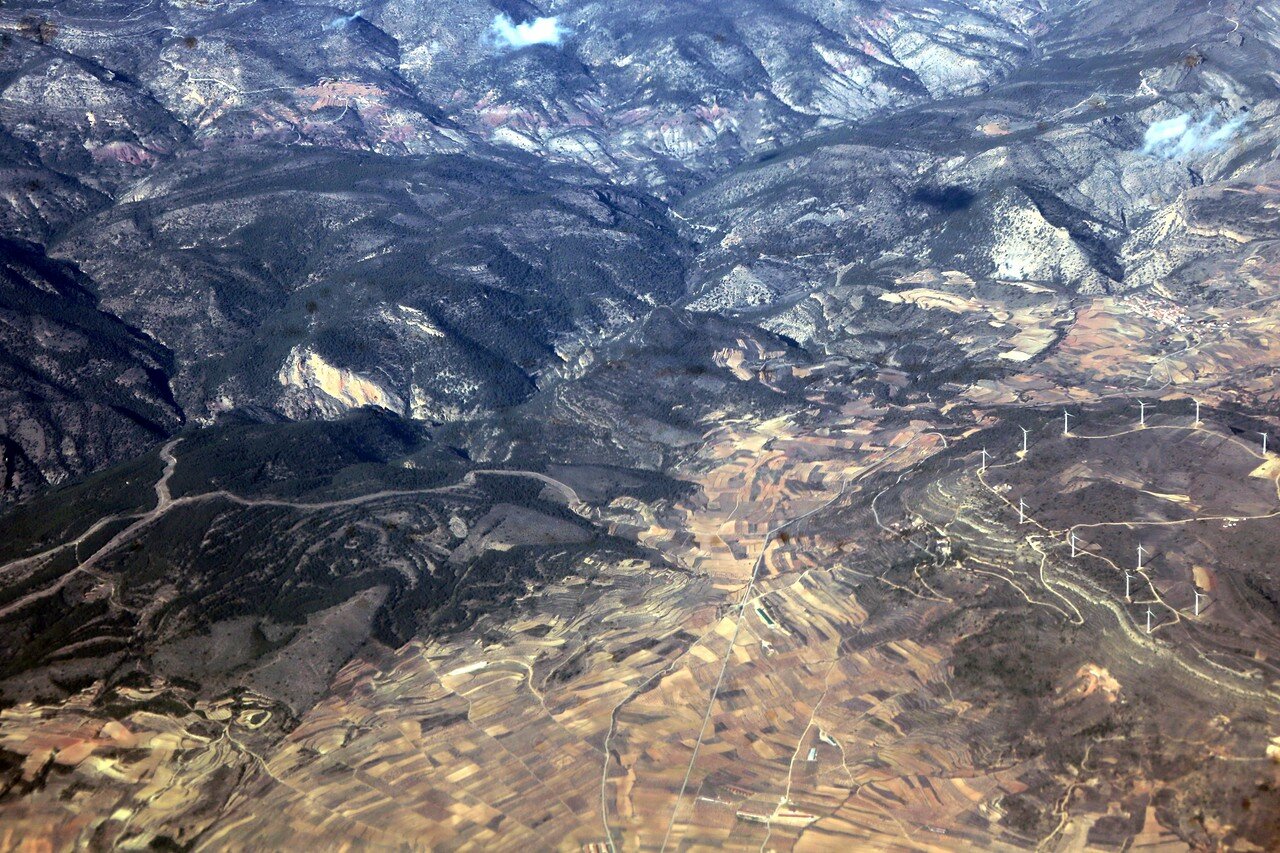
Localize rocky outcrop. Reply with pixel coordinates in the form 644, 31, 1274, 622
277, 346, 405, 419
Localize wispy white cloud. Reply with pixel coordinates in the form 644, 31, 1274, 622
1141, 110, 1247, 160
323, 12, 362, 32
490, 13, 569, 50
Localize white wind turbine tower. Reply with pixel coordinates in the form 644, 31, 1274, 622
1069, 531, 1079, 558
1194, 589, 1206, 617
1062, 410, 1073, 436
979, 447, 990, 474
1020, 426, 1030, 456
1145, 606, 1154, 634
1137, 400, 1149, 427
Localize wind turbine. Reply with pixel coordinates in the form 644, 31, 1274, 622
1145, 607, 1154, 634
1019, 426, 1030, 456
1137, 400, 1149, 427
979, 447, 990, 474
1062, 410, 1073, 436
1069, 531, 1079, 558
1194, 590, 1206, 617
1137, 543, 1147, 571
1124, 570, 1133, 601
1194, 399, 1201, 426
1018, 497, 1027, 524
1260, 431, 1269, 455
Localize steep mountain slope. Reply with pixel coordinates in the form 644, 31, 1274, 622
0, 0, 1064, 488
55, 146, 689, 424
677, 0, 1277, 326
0, 239, 181, 501
372, 0, 1044, 190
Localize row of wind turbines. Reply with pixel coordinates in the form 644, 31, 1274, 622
976, 398, 1267, 635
